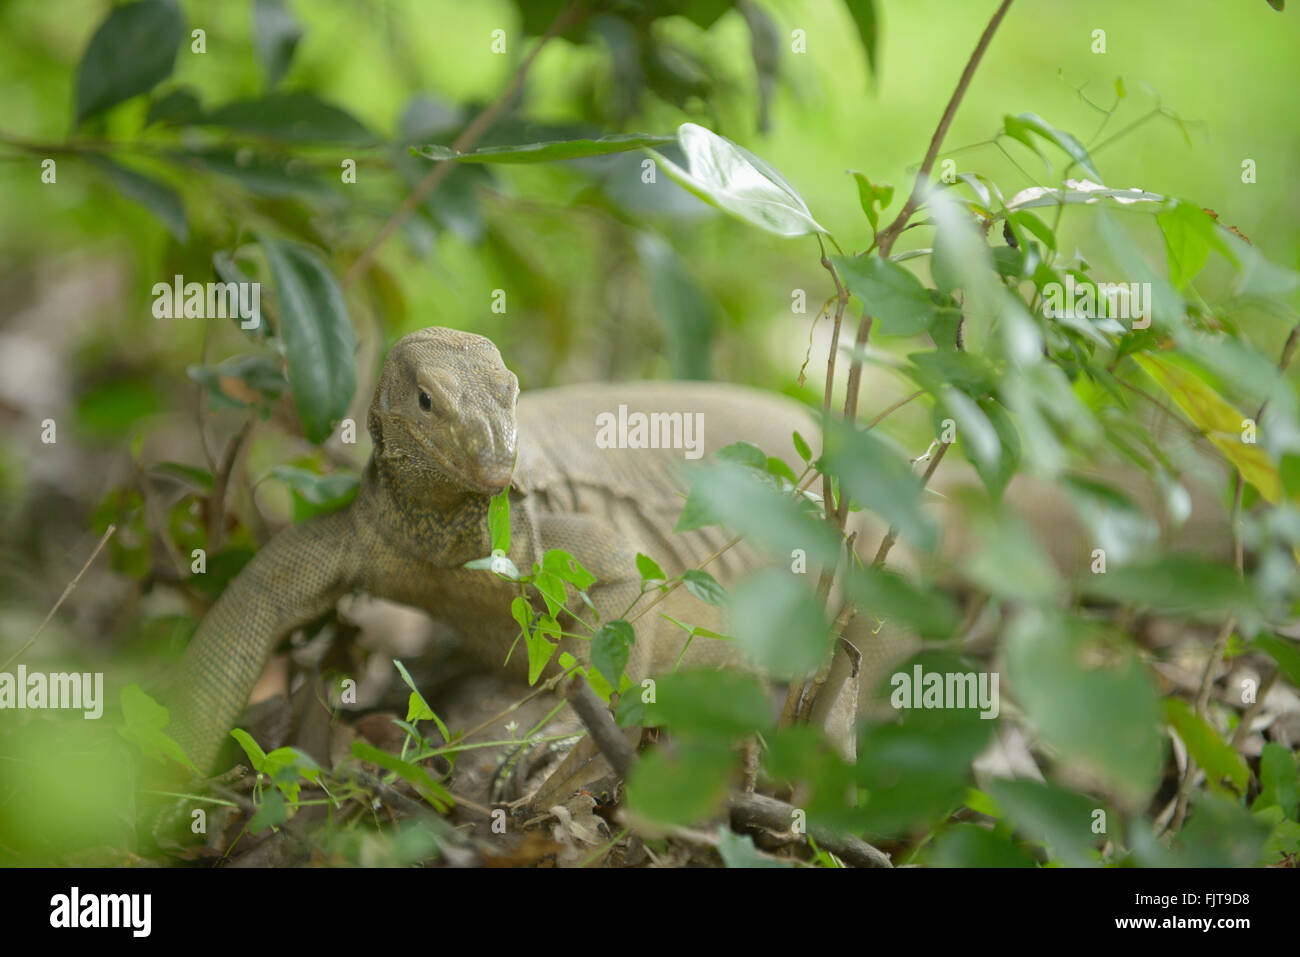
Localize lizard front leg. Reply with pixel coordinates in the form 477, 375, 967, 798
167, 508, 360, 775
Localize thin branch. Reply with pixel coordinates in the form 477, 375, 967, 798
866, 389, 924, 432
727, 792, 891, 868
873, 440, 950, 567
565, 675, 634, 778
343, 3, 584, 288
817, 247, 851, 535
1, 524, 116, 671
875, 0, 1015, 257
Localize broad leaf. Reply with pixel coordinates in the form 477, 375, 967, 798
417, 133, 674, 164
75, 0, 185, 124
259, 237, 357, 444
253, 0, 303, 88
645, 123, 827, 237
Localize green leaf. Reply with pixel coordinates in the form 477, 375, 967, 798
248, 788, 288, 833
792, 430, 812, 462
717, 828, 792, 867
1174, 793, 1270, 866
842, 0, 880, 81
1133, 354, 1281, 503
928, 823, 1036, 867
1164, 698, 1250, 794
846, 565, 960, 639
510, 595, 532, 643
75, 0, 185, 124
526, 616, 559, 685
542, 549, 597, 591
849, 170, 892, 231
728, 570, 830, 678
972, 398, 1020, 499
146, 87, 201, 126
645, 670, 774, 738
645, 123, 827, 237
1006, 181, 1163, 213
906, 349, 997, 395
118, 684, 196, 771
1082, 555, 1258, 618
682, 568, 727, 606
675, 462, 842, 565
1157, 201, 1226, 289
1258, 810, 1300, 866
532, 570, 567, 619
350, 740, 453, 812
626, 740, 733, 827
717, 440, 767, 471
820, 419, 934, 551
417, 133, 675, 164
253, 0, 303, 88
964, 506, 1060, 602
488, 488, 511, 554
1006, 614, 1163, 806
259, 237, 356, 444
393, 660, 447, 741
592, 621, 635, 688
636, 552, 667, 583
857, 655, 995, 834
261, 746, 321, 802
1061, 474, 1157, 566
765, 456, 798, 485
935, 387, 1000, 477
1253, 633, 1300, 688
1006, 112, 1102, 181
1009, 210, 1056, 251
831, 255, 936, 336
150, 461, 213, 494
86, 156, 188, 241
187, 354, 286, 409
204, 92, 375, 143
229, 728, 268, 771
269, 465, 359, 517
1253, 743, 1299, 819
181, 146, 333, 200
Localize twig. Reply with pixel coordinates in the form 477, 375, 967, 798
343, 3, 584, 288
866, 389, 924, 432
565, 675, 634, 778
873, 440, 950, 567
727, 792, 891, 868
208, 419, 253, 552
836, 309, 874, 528
817, 249, 851, 536
875, 0, 1016, 257
454, 665, 581, 745
1, 524, 116, 671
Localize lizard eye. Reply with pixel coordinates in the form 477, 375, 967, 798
418, 391, 433, 412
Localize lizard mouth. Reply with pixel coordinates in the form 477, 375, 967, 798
469, 463, 514, 495
408, 431, 514, 496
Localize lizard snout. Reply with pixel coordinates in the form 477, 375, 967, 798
473, 462, 514, 493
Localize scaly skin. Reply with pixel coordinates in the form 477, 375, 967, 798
167, 327, 871, 774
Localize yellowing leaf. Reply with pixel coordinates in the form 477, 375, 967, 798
1134, 354, 1281, 502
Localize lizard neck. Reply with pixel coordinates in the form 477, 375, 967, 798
360, 454, 493, 567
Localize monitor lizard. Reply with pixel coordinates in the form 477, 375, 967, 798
167, 326, 887, 779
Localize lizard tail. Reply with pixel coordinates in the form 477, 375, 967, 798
168, 510, 356, 774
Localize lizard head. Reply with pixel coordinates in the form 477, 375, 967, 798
368, 327, 519, 496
